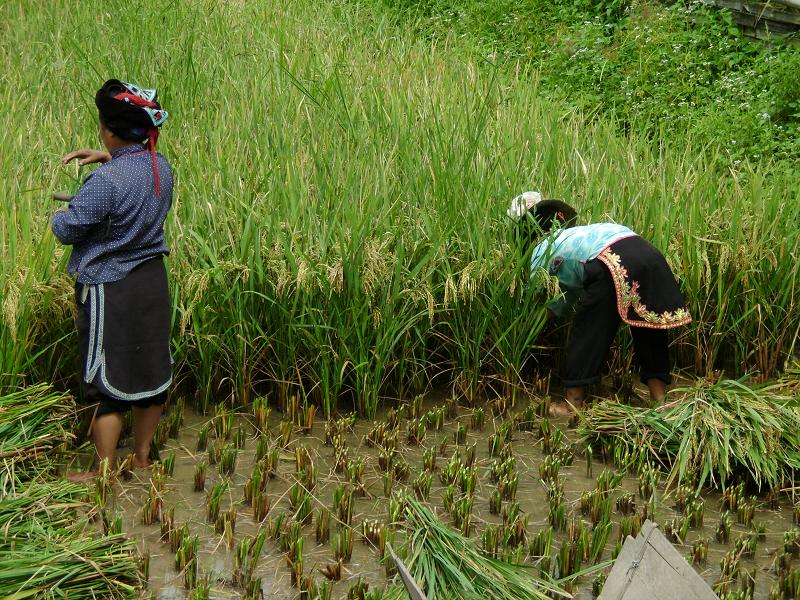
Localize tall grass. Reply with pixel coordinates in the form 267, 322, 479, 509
1, 0, 798, 415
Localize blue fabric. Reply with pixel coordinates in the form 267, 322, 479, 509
530, 223, 638, 317
51, 145, 172, 284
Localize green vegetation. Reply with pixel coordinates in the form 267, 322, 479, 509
578, 377, 800, 490
371, 0, 800, 163
0, 386, 141, 598
386, 499, 568, 599
1, 0, 798, 418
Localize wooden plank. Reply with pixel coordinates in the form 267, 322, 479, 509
599, 521, 718, 600
703, 0, 800, 26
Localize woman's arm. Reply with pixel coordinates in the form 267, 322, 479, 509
51, 171, 114, 245
62, 149, 111, 166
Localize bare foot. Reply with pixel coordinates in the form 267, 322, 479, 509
548, 400, 582, 417
67, 470, 98, 483
131, 457, 153, 469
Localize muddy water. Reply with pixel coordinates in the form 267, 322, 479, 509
108, 398, 797, 599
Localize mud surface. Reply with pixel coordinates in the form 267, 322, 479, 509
104, 396, 797, 599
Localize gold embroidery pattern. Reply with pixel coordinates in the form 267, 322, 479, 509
597, 248, 692, 330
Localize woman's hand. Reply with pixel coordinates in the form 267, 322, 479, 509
62, 149, 111, 166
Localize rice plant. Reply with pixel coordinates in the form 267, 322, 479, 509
579, 379, 800, 490
389, 499, 566, 600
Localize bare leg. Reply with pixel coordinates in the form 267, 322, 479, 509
132, 404, 163, 468
647, 378, 667, 404
94, 412, 124, 464
68, 412, 123, 482
550, 386, 585, 416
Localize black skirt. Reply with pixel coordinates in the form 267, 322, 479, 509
76, 257, 171, 401
595, 236, 691, 330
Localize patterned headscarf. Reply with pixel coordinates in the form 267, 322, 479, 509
95, 79, 169, 194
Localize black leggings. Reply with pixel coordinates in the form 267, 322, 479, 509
563, 259, 671, 387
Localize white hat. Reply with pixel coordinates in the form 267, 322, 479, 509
506, 191, 542, 220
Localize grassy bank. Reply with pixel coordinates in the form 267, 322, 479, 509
1, 0, 798, 417
369, 0, 800, 164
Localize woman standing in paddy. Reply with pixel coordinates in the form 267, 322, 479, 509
52, 80, 173, 480
508, 193, 691, 416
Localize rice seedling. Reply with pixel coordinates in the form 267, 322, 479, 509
333, 484, 354, 526
454, 422, 467, 445
320, 559, 343, 581
465, 443, 476, 467
252, 396, 271, 434
638, 463, 659, 500
213, 403, 233, 441
141, 484, 162, 526
422, 446, 436, 472
194, 460, 206, 492
383, 471, 393, 497
215, 505, 238, 539
716, 549, 742, 597
721, 482, 746, 512
498, 472, 518, 502
579, 379, 800, 491
332, 527, 353, 561
740, 568, 756, 599
170, 524, 189, 554
234, 528, 268, 588
691, 538, 709, 565
396, 499, 566, 599
616, 514, 642, 543
392, 458, 410, 483
387, 491, 407, 526
489, 422, 513, 457
471, 407, 485, 431
167, 399, 184, 439
176, 534, 199, 589
750, 521, 767, 542
539, 455, 561, 484
774, 551, 793, 578
316, 507, 331, 544
717, 511, 733, 544
664, 516, 689, 544
592, 573, 606, 599
424, 406, 445, 432
139, 550, 150, 584
529, 526, 554, 561
514, 403, 537, 433
104, 511, 124, 537
207, 440, 220, 466
406, 418, 425, 446
279, 420, 293, 449
784, 528, 800, 557
616, 492, 636, 516
688, 498, 705, 528
206, 481, 228, 524
346, 577, 369, 599
189, 573, 212, 600
219, 443, 238, 478
348, 457, 366, 492
290, 483, 314, 525
737, 496, 756, 527
734, 532, 758, 560
298, 401, 316, 434
412, 471, 432, 500
163, 450, 176, 477
160, 506, 175, 542
94, 457, 112, 509
484, 524, 502, 558
590, 521, 612, 564
233, 425, 247, 449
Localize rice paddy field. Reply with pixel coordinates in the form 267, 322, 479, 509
2, 0, 800, 598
